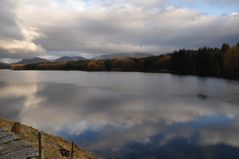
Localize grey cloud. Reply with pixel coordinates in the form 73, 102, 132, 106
0, 48, 44, 59
34, 6, 239, 56
0, 0, 22, 40
1, 0, 239, 57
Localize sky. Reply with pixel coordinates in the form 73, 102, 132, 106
0, 0, 239, 61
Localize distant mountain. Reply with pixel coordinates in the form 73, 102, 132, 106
16, 57, 49, 64
0, 62, 10, 69
55, 56, 86, 62
93, 53, 153, 60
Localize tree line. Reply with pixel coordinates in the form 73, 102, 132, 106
11, 43, 239, 79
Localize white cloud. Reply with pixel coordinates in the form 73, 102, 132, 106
0, 0, 45, 58
0, 40, 44, 54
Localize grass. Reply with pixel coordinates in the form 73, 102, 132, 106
0, 117, 96, 159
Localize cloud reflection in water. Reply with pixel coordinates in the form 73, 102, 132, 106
1, 71, 239, 158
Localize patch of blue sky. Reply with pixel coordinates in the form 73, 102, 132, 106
169, 0, 238, 15
52, 0, 104, 10
51, 0, 238, 15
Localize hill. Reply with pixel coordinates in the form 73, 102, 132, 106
55, 56, 86, 62
16, 57, 49, 64
0, 118, 96, 159
93, 53, 153, 60
0, 62, 10, 69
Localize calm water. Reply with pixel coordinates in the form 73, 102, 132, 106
1, 70, 239, 159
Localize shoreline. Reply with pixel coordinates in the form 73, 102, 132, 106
0, 117, 96, 159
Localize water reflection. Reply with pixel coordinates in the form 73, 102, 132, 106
1, 70, 239, 158
0, 82, 45, 121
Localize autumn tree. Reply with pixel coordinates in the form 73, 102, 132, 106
87, 60, 106, 71
113, 57, 135, 71
158, 55, 172, 70
224, 45, 239, 77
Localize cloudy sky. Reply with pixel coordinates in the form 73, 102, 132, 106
0, 0, 239, 61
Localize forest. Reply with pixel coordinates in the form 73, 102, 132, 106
11, 43, 239, 79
